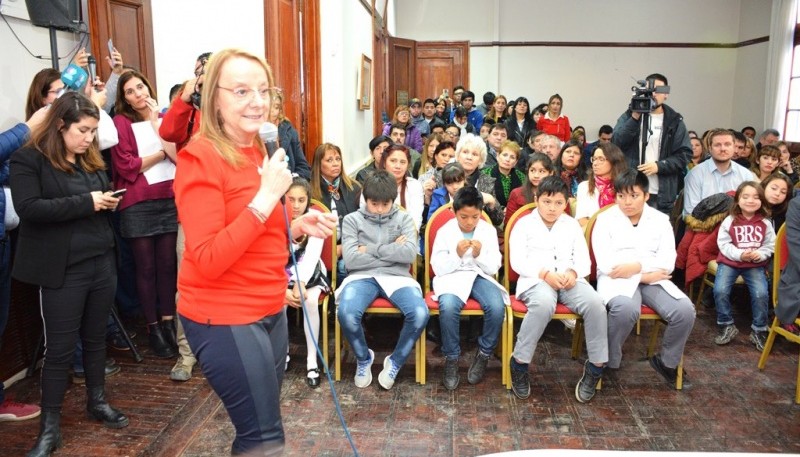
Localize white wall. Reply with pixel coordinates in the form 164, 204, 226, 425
320, 0, 376, 173
150, 0, 265, 111
0, 15, 83, 130
394, 0, 773, 139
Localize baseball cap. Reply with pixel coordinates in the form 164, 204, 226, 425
410, 98, 421, 107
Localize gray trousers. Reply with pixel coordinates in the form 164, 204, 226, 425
607, 284, 695, 369
512, 281, 608, 365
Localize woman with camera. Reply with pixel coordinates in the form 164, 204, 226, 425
10, 92, 129, 457
174, 48, 335, 455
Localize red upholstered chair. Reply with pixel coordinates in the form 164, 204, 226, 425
420, 203, 506, 385
585, 204, 684, 390
503, 202, 584, 390
757, 224, 800, 403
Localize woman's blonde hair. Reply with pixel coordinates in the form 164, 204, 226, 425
199, 48, 276, 168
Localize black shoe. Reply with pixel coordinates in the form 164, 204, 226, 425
467, 350, 490, 385
426, 318, 441, 344
107, 330, 136, 351
161, 319, 178, 350
86, 386, 129, 429
26, 411, 62, 457
510, 360, 530, 400
306, 369, 321, 388
649, 355, 691, 389
72, 358, 121, 384
443, 358, 460, 391
575, 361, 603, 403
147, 323, 177, 359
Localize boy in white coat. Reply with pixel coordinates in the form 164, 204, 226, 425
508, 177, 608, 402
431, 187, 509, 390
592, 170, 695, 388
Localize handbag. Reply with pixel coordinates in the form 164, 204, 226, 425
3, 186, 19, 231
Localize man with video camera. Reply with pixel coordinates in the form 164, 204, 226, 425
613, 73, 691, 215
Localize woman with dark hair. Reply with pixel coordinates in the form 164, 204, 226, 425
377, 144, 424, 231
381, 105, 423, 151
111, 69, 179, 359
173, 48, 335, 454
356, 135, 392, 184
268, 91, 311, 179
24, 68, 63, 119
435, 98, 450, 124
310, 142, 361, 278
505, 97, 536, 145
536, 94, 572, 142
531, 103, 548, 125
555, 140, 589, 198
11, 92, 129, 456
762, 172, 794, 231
574, 142, 629, 227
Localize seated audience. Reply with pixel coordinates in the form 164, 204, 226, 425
575, 142, 628, 227
505, 153, 555, 226
337, 170, 429, 390
431, 187, 508, 390
713, 182, 775, 351
592, 170, 696, 389
508, 177, 607, 402
481, 140, 526, 210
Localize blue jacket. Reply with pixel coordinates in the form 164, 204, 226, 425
427, 187, 450, 221
450, 108, 483, 131
278, 120, 311, 180
1, 123, 30, 234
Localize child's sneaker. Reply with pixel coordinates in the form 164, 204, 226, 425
378, 355, 400, 390
714, 324, 738, 345
354, 349, 374, 388
750, 331, 767, 351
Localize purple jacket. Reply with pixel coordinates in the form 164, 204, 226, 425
382, 122, 423, 152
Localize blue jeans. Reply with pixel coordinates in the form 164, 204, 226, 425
438, 276, 504, 360
337, 278, 428, 368
713, 263, 769, 331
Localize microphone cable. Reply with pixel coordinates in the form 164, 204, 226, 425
282, 204, 360, 457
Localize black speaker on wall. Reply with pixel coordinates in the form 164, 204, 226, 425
25, 0, 81, 31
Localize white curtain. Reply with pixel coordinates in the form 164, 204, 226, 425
764, 0, 798, 134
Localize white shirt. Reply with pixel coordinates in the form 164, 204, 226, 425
574, 180, 600, 220
509, 210, 590, 297
591, 204, 685, 303
430, 219, 509, 304
643, 113, 663, 194
289, 235, 326, 284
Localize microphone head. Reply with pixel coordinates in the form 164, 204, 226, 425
61, 63, 88, 91
87, 55, 97, 65
259, 122, 279, 143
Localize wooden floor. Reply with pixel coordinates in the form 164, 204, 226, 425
2, 301, 800, 456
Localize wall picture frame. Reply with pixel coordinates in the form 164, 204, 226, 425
358, 54, 372, 110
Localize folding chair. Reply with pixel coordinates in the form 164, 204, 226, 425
757, 224, 800, 403
421, 203, 506, 385
586, 204, 684, 390
503, 202, 584, 389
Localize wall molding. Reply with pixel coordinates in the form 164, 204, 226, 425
470, 36, 769, 49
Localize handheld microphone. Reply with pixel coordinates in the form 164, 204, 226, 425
259, 122, 280, 158
87, 55, 97, 85
60, 64, 88, 91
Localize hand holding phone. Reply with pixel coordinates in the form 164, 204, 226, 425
107, 39, 116, 66
109, 189, 127, 198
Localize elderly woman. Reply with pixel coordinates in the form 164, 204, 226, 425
382, 105, 423, 152
11, 92, 128, 456
174, 48, 334, 455
450, 133, 504, 226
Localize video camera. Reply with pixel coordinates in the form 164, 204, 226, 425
629, 79, 670, 113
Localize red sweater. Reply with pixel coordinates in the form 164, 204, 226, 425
174, 137, 288, 325
537, 114, 572, 143
111, 115, 175, 211
159, 95, 201, 152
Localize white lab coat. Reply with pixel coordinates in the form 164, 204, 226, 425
591, 204, 684, 304
430, 219, 509, 305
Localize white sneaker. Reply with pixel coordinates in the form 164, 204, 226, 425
562, 319, 576, 332
378, 355, 400, 390
354, 349, 374, 388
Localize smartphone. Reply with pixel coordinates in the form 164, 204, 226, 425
443, 89, 449, 97
107, 39, 116, 66
110, 188, 127, 198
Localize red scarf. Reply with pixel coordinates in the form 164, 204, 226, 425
595, 175, 615, 208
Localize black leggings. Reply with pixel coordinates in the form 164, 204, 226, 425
128, 232, 177, 323
40, 251, 116, 412
181, 310, 287, 455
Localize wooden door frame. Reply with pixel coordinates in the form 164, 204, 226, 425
87, 0, 156, 84
263, 0, 322, 163
371, 0, 389, 135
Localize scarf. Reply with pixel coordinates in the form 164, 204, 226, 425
454, 118, 469, 136
560, 169, 579, 198
595, 175, 615, 208
323, 176, 341, 201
